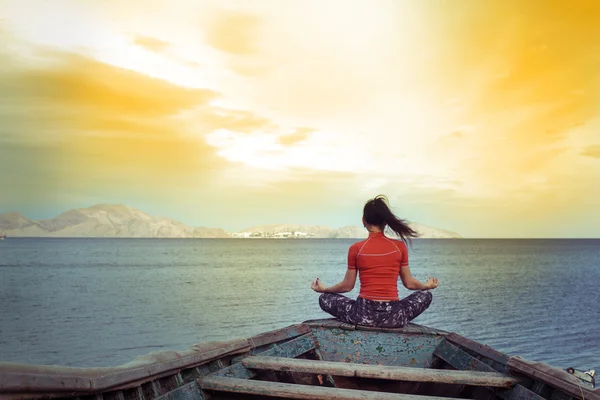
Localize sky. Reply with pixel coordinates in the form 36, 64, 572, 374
0, 0, 599, 237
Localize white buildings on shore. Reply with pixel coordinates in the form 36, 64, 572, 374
231, 231, 314, 238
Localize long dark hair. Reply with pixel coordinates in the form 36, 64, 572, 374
363, 195, 418, 244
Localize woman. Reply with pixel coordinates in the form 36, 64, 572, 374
311, 195, 439, 328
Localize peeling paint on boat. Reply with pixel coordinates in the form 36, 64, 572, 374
311, 327, 442, 368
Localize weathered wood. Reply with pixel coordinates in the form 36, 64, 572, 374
531, 381, 553, 398
434, 341, 547, 400
92, 341, 252, 392
435, 342, 505, 400
339, 323, 357, 331
433, 340, 498, 373
258, 333, 317, 360
135, 386, 144, 400
199, 376, 465, 400
0, 373, 93, 393
246, 324, 311, 349
507, 357, 599, 400
150, 381, 160, 398
312, 348, 337, 388
242, 356, 519, 388
498, 383, 552, 400
303, 319, 346, 329
0, 339, 251, 395
355, 324, 448, 336
312, 327, 442, 367
214, 333, 316, 379
154, 381, 205, 400
445, 333, 510, 366
549, 390, 575, 400
303, 319, 448, 336
213, 361, 254, 380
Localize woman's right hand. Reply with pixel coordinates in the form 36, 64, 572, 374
311, 278, 327, 293
425, 277, 439, 289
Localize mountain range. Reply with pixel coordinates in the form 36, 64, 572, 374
0, 204, 462, 239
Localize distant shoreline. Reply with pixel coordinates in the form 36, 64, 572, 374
0, 236, 464, 239
0, 236, 460, 239
3, 236, 598, 240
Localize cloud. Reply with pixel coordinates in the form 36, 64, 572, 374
278, 127, 314, 146
133, 35, 170, 52
196, 106, 274, 134
0, 40, 335, 217
0, 51, 216, 118
193, 1, 599, 211
204, 10, 261, 56
0, 46, 236, 208
0, 43, 285, 145
205, 128, 371, 175
0, 46, 228, 184
581, 145, 600, 159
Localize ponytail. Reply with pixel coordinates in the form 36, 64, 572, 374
363, 195, 418, 244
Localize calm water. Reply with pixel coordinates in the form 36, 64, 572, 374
0, 238, 598, 371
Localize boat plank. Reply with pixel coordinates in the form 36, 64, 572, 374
433, 340, 498, 373
507, 357, 599, 400
499, 383, 552, 400
246, 324, 311, 349
0, 340, 251, 399
549, 390, 575, 400
214, 333, 316, 379
303, 319, 346, 329
241, 356, 519, 388
303, 320, 447, 336
434, 341, 546, 400
199, 376, 465, 400
0, 372, 93, 393
92, 342, 252, 391
154, 381, 205, 400
355, 324, 447, 336
260, 334, 317, 360
445, 333, 509, 366
312, 348, 337, 387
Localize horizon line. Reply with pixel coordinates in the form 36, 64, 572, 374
1, 236, 599, 240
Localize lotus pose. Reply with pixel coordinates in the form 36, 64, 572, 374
311, 195, 439, 328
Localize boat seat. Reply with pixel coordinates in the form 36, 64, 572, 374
200, 376, 465, 400
241, 356, 519, 388
303, 319, 448, 335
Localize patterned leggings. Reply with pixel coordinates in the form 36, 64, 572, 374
319, 291, 433, 328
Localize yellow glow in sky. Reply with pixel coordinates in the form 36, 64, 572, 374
0, 0, 599, 237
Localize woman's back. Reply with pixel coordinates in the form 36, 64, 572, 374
349, 232, 408, 301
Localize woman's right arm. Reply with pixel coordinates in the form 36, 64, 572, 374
399, 265, 439, 290
311, 244, 359, 294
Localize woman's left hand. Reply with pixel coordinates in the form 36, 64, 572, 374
425, 277, 439, 289
311, 278, 327, 293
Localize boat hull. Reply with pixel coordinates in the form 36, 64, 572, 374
0, 319, 597, 400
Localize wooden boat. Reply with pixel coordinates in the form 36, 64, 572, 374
1, 318, 598, 400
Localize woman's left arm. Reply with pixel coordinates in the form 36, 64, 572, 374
311, 268, 357, 293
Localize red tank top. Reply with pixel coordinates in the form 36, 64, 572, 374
347, 232, 409, 301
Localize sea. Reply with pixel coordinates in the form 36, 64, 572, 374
0, 238, 598, 371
